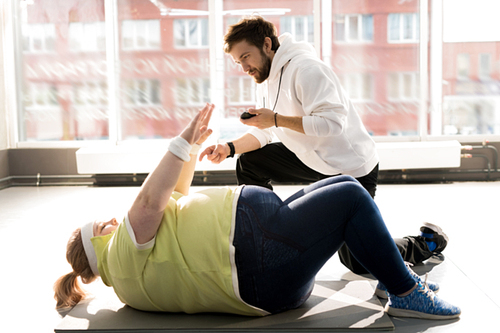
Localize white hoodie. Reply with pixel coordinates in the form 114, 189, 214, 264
247, 33, 379, 178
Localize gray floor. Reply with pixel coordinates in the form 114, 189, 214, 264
0, 181, 499, 332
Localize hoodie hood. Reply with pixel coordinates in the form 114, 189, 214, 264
269, 33, 317, 82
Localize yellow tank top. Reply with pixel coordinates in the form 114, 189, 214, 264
92, 186, 268, 316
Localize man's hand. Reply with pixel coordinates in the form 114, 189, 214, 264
199, 143, 230, 164
240, 107, 275, 129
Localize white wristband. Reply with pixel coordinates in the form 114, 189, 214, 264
190, 143, 202, 155
168, 136, 192, 162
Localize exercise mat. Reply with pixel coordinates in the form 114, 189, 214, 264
55, 280, 394, 332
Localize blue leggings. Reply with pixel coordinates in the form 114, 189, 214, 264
233, 175, 415, 314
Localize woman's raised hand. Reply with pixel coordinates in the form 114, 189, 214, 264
179, 103, 214, 145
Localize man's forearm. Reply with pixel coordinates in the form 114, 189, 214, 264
275, 114, 305, 134
231, 133, 262, 155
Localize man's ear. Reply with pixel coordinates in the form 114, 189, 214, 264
263, 37, 273, 54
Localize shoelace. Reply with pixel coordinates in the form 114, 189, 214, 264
418, 274, 436, 306
405, 262, 436, 305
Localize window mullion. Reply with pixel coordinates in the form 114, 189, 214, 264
418, 0, 429, 138
105, 0, 120, 143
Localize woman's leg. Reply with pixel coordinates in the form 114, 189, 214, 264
234, 176, 415, 314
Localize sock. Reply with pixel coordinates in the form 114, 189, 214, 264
426, 241, 437, 252
420, 230, 437, 252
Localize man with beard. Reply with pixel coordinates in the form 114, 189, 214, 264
199, 16, 448, 278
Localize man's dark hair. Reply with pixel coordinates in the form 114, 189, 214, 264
223, 16, 280, 54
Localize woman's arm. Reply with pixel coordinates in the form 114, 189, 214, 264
174, 108, 213, 195
128, 104, 214, 244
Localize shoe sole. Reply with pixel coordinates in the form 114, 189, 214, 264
422, 222, 449, 243
386, 305, 460, 320
375, 288, 388, 299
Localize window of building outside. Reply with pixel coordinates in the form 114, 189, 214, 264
280, 15, 314, 44
388, 72, 419, 101
122, 20, 161, 51
338, 73, 373, 101
478, 53, 491, 80
457, 53, 470, 80
23, 23, 56, 53
335, 14, 373, 43
69, 22, 106, 52
174, 19, 209, 48
388, 13, 419, 43
9, 0, 500, 145
228, 77, 255, 105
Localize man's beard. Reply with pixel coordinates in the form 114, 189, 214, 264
251, 50, 272, 84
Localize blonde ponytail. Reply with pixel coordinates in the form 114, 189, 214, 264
54, 227, 97, 309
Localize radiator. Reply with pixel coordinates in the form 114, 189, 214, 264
76, 140, 461, 174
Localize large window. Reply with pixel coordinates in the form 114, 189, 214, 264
6, 0, 500, 146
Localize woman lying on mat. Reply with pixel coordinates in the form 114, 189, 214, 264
54, 103, 460, 320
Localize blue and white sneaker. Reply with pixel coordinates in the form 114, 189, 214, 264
385, 282, 461, 319
375, 263, 439, 299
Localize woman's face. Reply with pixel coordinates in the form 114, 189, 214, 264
93, 218, 119, 236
